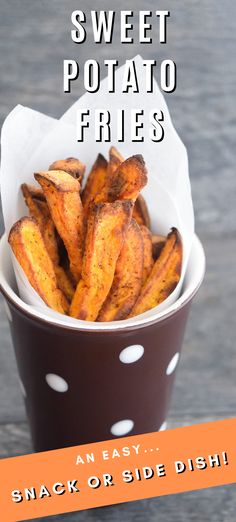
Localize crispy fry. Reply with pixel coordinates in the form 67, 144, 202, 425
98, 219, 143, 321
129, 228, 182, 317
8, 217, 67, 313
107, 148, 150, 228
70, 200, 133, 321
82, 154, 108, 215
22, 184, 46, 201
140, 225, 154, 285
133, 194, 151, 229
22, 183, 49, 222
152, 234, 166, 260
22, 183, 75, 300
107, 146, 124, 176
34, 170, 84, 282
49, 157, 85, 184
21, 183, 59, 264
92, 146, 124, 204
106, 154, 148, 202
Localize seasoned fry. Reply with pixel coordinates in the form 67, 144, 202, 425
22, 183, 74, 300
22, 184, 45, 201
92, 145, 123, 203
95, 154, 148, 205
152, 234, 166, 260
107, 154, 148, 202
98, 219, 143, 321
22, 183, 59, 264
70, 200, 133, 321
140, 225, 154, 285
34, 170, 84, 282
107, 147, 150, 228
49, 157, 85, 184
129, 228, 182, 317
133, 194, 151, 229
8, 217, 67, 313
107, 146, 124, 176
92, 146, 124, 203
22, 183, 49, 221
82, 154, 108, 215
12, 148, 183, 321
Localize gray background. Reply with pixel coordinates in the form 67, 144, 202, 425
0, 1, 236, 520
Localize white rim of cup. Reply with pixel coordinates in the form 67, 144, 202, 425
0, 233, 205, 332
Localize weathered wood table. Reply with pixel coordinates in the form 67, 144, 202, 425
0, 1, 235, 520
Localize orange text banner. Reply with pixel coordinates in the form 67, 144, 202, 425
0, 418, 236, 521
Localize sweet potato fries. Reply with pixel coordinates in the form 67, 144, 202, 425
8, 148, 182, 321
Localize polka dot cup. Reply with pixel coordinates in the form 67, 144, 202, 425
0, 233, 205, 452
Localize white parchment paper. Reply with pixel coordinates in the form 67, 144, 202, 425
0, 55, 194, 330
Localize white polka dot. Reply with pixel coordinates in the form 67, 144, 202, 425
166, 353, 180, 376
119, 344, 144, 364
110, 419, 134, 437
159, 421, 167, 431
45, 374, 68, 393
19, 378, 26, 398
4, 301, 12, 322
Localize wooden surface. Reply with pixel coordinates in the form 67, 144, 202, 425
0, 1, 236, 520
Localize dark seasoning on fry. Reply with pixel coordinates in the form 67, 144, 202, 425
8, 148, 183, 321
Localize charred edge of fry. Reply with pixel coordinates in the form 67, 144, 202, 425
108, 146, 124, 176
83, 153, 108, 186
8, 217, 67, 314
109, 146, 124, 163
129, 228, 182, 317
22, 184, 50, 214
152, 234, 167, 260
21, 183, 45, 201
21, 183, 50, 224
133, 194, 151, 228
34, 170, 81, 193
108, 154, 148, 202
49, 157, 85, 182
89, 199, 133, 221
81, 154, 108, 210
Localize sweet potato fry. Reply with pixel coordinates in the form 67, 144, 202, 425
49, 157, 85, 184
22, 184, 45, 201
92, 146, 124, 204
34, 170, 84, 282
8, 217, 67, 313
140, 225, 154, 285
129, 228, 182, 317
22, 183, 49, 221
107, 146, 124, 176
107, 154, 148, 202
70, 200, 133, 321
22, 183, 59, 263
22, 183, 74, 300
107, 147, 150, 227
98, 219, 143, 321
133, 194, 151, 229
152, 234, 166, 260
82, 154, 108, 215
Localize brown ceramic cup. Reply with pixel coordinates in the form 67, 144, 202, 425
0, 233, 205, 452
